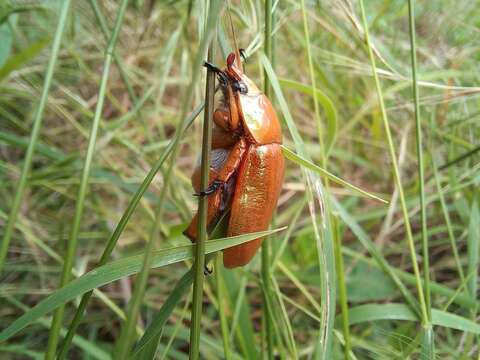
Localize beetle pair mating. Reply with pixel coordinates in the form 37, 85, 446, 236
184, 52, 284, 268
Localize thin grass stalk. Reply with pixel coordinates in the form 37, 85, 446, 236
89, 0, 137, 108
44, 1, 129, 358
215, 254, 232, 360
262, 0, 275, 358
431, 155, 465, 282
358, 0, 429, 346
189, 34, 216, 360
114, 173, 189, 358
57, 103, 203, 358
407, 1, 434, 357
88, 0, 151, 142
113, 2, 222, 356
113, 106, 195, 356
299, 1, 336, 357
0, 0, 72, 273
333, 217, 351, 359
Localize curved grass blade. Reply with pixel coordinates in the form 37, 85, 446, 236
261, 54, 336, 360
278, 78, 337, 154
0, 228, 285, 344
344, 303, 480, 335
282, 146, 388, 204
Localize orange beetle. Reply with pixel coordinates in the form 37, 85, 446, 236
184, 52, 284, 268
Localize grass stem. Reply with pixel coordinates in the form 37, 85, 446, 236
0, 0, 72, 274
57, 103, 203, 358
44, 1, 129, 358
262, 1, 275, 358
189, 31, 216, 360
358, 0, 430, 352
407, 0, 434, 357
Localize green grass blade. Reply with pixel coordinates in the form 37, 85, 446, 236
5, 297, 109, 360
0, 0, 71, 273
131, 268, 194, 357
0, 228, 285, 343
332, 197, 420, 313
467, 199, 479, 301
278, 78, 337, 153
262, 0, 275, 358
0, 36, 50, 81
344, 303, 480, 335
215, 254, 232, 360
261, 53, 336, 359
281, 146, 387, 203
332, 217, 351, 359
189, 26, 216, 360
57, 102, 204, 358
45, 1, 129, 357
358, 0, 429, 346
407, 1, 433, 357
113, 2, 223, 357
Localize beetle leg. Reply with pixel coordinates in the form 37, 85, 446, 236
204, 263, 213, 275
215, 138, 247, 183
214, 84, 240, 131
212, 125, 238, 149
183, 189, 222, 242
193, 138, 247, 196
239, 48, 247, 63
194, 179, 223, 196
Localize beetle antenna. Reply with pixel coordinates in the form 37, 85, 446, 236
226, 2, 242, 72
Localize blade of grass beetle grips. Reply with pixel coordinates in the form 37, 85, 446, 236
0, 228, 286, 343
57, 103, 205, 358
0, 0, 72, 273
262, 0, 275, 358
189, 26, 216, 360
113, 2, 223, 357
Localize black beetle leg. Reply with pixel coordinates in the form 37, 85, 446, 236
204, 263, 213, 275
204, 61, 228, 85
239, 48, 247, 63
203, 61, 222, 73
194, 179, 223, 197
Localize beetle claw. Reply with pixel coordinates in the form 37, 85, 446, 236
204, 61, 228, 85
204, 264, 213, 275
203, 61, 222, 73
239, 48, 247, 63
194, 179, 224, 197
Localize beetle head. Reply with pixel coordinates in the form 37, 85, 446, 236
225, 53, 249, 94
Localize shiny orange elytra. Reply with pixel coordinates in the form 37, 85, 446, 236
184, 53, 284, 268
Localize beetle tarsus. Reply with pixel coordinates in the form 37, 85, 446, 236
239, 48, 247, 63
194, 179, 223, 197
203, 61, 222, 73
204, 264, 213, 275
